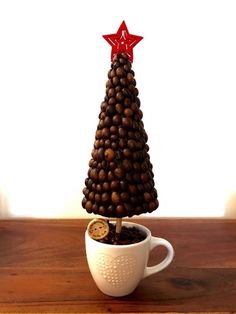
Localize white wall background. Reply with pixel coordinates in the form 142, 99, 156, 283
0, 0, 236, 218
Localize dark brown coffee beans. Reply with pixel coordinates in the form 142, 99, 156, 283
82, 52, 159, 219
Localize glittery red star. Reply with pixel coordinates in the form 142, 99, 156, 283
103, 21, 143, 62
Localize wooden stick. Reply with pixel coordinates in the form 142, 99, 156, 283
115, 218, 122, 234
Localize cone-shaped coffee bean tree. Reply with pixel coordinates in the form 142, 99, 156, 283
82, 22, 159, 231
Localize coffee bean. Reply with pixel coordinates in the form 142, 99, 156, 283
89, 168, 98, 181
114, 167, 124, 179
115, 85, 122, 93
106, 80, 113, 88
128, 131, 135, 139
96, 130, 102, 139
110, 134, 118, 141
122, 117, 132, 128
120, 180, 128, 191
116, 205, 126, 217
144, 192, 152, 202
119, 57, 127, 65
124, 63, 131, 72
82, 197, 87, 208
141, 172, 150, 183
118, 127, 126, 137
131, 196, 138, 204
83, 187, 89, 197
85, 178, 93, 189
94, 193, 101, 203
127, 72, 134, 83
103, 116, 112, 127
120, 192, 129, 202
97, 162, 102, 170
127, 139, 137, 150
141, 161, 148, 171
123, 148, 132, 158
115, 103, 124, 114
134, 88, 139, 96
88, 159, 93, 167
143, 182, 152, 191
122, 159, 132, 171
100, 101, 108, 111
97, 140, 103, 149
124, 108, 133, 117
133, 151, 142, 160
109, 161, 116, 170
112, 114, 122, 126
122, 88, 131, 97
110, 125, 118, 134
116, 67, 126, 77
106, 105, 116, 116
133, 162, 141, 171
104, 139, 111, 148
125, 204, 133, 217
102, 182, 110, 191
108, 97, 116, 106
112, 61, 120, 69
129, 185, 137, 194
133, 173, 141, 182
85, 200, 93, 212
99, 206, 106, 216
108, 69, 116, 79
92, 204, 99, 214
124, 98, 131, 107
92, 160, 98, 168
128, 84, 135, 93
111, 192, 120, 204
101, 128, 110, 138
137, 109, 143, 119
116, 91, 124, 102
98, 119, 104, 129
120, 77, 128, 86
110, 180, 119, 190
94, 140, 100, 149
108, 88, 115, 98
131, 102, 138, 112
102, 192, 110, 203
98, 169, 106, 182
135, 206, 143, 215
104, 148, 115, 161
152, 189, 158, 199
148, 201, 157, 212
111, 142, 118, 149
88, 191, 95, 201
112, 76, 120, 86
97, 148, 104, 161
133, 114, 140, 122
118, 138, 126, 148
107, 205, 115, 217
123, 169, 132, 181
108, 170, 115, 181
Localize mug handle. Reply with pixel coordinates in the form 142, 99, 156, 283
143, 237, 174, 279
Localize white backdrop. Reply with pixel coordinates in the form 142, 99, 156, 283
0, 0, 236, 218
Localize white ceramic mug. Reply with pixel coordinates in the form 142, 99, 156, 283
85, 221, 174, 297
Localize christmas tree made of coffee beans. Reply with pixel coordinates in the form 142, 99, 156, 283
82, 22, 159, 219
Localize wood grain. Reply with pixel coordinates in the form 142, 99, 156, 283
0, 219, 236, 313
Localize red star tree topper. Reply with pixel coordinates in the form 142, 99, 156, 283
103, 21, 143, 62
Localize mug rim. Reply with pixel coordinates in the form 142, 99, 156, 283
85, 221, 151, 248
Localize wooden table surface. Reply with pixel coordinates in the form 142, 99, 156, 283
0, 218, 236, 313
